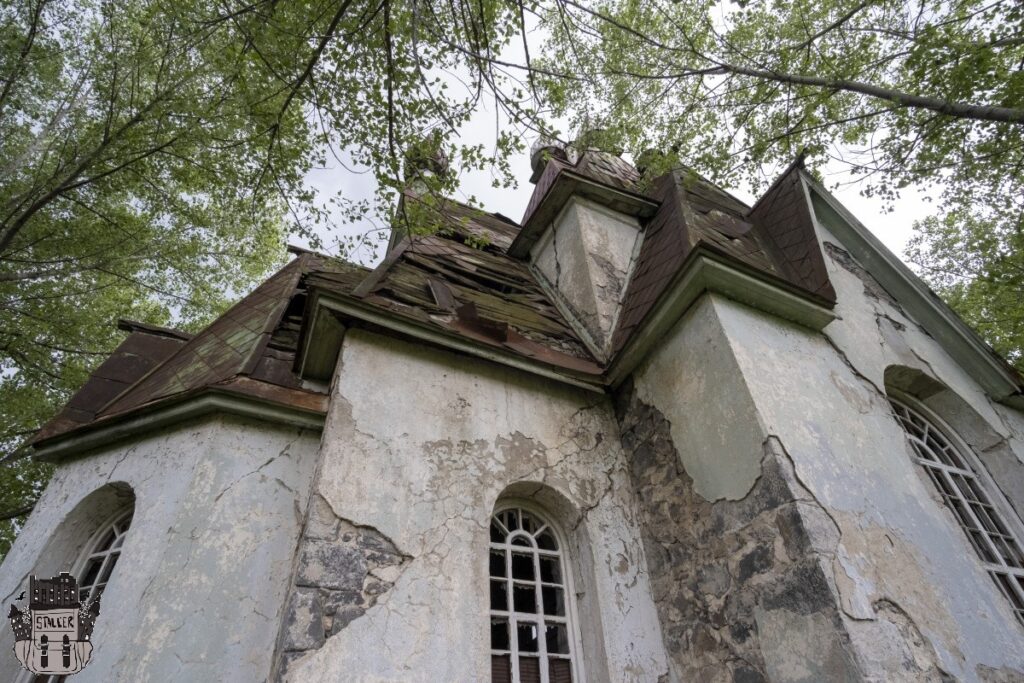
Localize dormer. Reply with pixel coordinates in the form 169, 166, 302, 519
510, 141, 658, 357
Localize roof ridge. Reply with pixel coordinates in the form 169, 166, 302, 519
745, 151, 808, 216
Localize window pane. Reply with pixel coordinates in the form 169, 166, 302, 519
518, 656, 541, 683
490, 551, 506, 577
511, 553, 535, 581
543, 586, 565, 616
517, 622, 539, 652
81, 558, 103, 589
546, 623, 570, 654
98, 553, 120, 584
539, 556, 562, 584
550, 658, 573, 683
536, 530, 558, 551
490, 520, 506, 543
513, 584, 537, 613
491, 581, 508, 611
520, 512, 539, 535
491, 619, 510, 650
995, 572, 1024, 611
504, 510, 520, 531
95, 529, 117, 553
511, 535, 532, 547
491, 654, 512, 683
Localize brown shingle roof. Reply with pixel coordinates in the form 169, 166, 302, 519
611, 161, 836, 355
35, 155, 839, 447
34, 326, 190, 442
311, 231, 602, 376
34, 253, 368, 445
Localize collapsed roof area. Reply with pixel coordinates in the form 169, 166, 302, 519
31, 147, 1022, 454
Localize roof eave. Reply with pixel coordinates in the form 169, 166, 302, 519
31, 383, 327, 462
606, 244, 837, 388
300, 288, 607, 394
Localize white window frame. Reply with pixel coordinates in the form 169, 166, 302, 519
489, 500, 586, 683
889, 394, 1024, 625
18, 509, 133, 683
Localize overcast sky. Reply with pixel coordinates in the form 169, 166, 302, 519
304, 124, 937, 271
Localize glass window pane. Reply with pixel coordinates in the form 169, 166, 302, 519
513, 584, 537, 613
81, 558, 103, 589
539, 556, 562, 584
536, 530, 558, 551
520, 512, 538, 535
543, 585, 565, 616
517, 622, 539, 652
98, 553, 120, 584
504, 510, 520, 532
511, 535, 532, 547
491, 580, 508, 611
490, 520, 506, 543
511, 553, 535, 581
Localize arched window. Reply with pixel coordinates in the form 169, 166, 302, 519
75, 509, 132, 605
890, 397, 1024, 625
489, 505, 579, 683
25, 509, 133, 683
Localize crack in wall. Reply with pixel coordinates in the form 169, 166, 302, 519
614, 381, 864, 682
274, 494, 412, 681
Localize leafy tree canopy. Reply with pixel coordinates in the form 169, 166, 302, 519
1, 0, 1021, 555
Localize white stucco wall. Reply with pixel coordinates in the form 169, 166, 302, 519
632, 295, 767, 502
0, 415, 320, 683
532, 197, 642, 352
288, 329, 668, 682
691, 202, 1024, 681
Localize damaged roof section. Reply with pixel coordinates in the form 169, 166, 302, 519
309, 221, 603, 377
34, 253, 369, 446
33, 153, 849, 451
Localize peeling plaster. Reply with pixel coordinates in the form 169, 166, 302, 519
0, 416, 320, 683
287, 329, 669, 682
703, 229, 1024, 680
633, 295, 767, 501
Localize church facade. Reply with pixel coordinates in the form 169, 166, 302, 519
3, 144, 1024, 682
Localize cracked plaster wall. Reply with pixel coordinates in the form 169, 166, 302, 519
284, 328, 669, 682
627, 296, 869, 682
531, 196, 642, 353
0, 415, 320, 683
675, 202, 1024, 681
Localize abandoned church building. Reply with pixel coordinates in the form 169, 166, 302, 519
5, 141, 1024, 683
